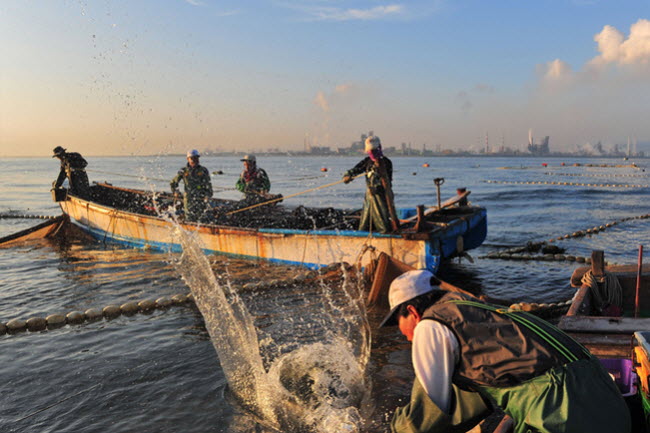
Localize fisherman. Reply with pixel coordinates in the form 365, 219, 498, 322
382, 269, 631, 433
170, 149, 213, 222
236, 154, 271, 202
52, 146, 91, 199
342, 135, 398, 233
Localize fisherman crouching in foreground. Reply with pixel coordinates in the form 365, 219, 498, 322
342, 135, 399, 234
381, 270, 631, 433
170, 149, 213, 222
52, 146, 91, 199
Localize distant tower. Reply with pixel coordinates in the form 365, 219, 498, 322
485, 132, 489, 154
627, 136, 631, 158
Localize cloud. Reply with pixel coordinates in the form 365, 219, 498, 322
313, 82, 362, 113
537, 58, 573, 81
215, 9, 241, 17
313, 91, 330, 112
473, 83, 495, 93
184, 0, 203, 6
589, 19, 650, 68
282, 2, 405, 21
456, 91, 472, 114
334, 83, 352, 94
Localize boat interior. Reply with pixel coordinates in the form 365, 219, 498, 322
71, 182, 482, 233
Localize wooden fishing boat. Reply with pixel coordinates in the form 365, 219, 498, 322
558, 250, 650, 359
53, 182, 487, 273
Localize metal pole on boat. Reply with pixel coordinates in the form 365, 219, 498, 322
434, 178, 444, 209
636, 244, 644, 318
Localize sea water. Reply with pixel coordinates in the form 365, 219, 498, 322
1, 155, 650, 432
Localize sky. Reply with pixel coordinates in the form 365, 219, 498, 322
1, 0, 649, 157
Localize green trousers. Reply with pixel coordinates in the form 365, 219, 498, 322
392, 358, 631, 433
358, 189, 391, 234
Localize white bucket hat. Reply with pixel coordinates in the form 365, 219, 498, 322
379, 270, 437, 327
241, 154, 256, 162
364, 136, 381, 152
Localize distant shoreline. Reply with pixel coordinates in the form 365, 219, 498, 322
4, 153, 649, 159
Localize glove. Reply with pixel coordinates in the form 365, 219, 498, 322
343, 175, 352, 184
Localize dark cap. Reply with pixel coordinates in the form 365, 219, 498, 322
52, 146, 66, 157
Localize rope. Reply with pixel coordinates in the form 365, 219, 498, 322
0, 214, 57, 219
544, 172, 649, 179
225, 173, 364, 216
581, 270, 623, 313
484, 180, 649, 188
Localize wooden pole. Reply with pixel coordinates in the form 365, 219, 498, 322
636, 245, 644, 318
226, 173, 364, 216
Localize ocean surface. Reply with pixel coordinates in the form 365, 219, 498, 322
1, 154, 649, 432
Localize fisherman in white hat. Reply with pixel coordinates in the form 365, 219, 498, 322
342, 134, 398, 233
236, 154, 271, 202
170, 149, 213, 222
382, 270, 631, 433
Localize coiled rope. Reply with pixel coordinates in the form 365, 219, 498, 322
581, 270, 623, 313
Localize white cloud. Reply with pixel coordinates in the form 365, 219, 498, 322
185, 0, 203, 6
473, 83, 495, 93
334, 83, 352, 94
589, 19, 650, 67
538, 58, 573, 81
313, 91, 330, 112
215, 9, 241, 17
284, 3, 405, 21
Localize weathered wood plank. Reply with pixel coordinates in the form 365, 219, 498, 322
566, 332, 635, 358
559, 316, 650, 334
570, 264, 650, 287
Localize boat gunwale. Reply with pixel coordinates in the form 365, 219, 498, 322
62, 192, 416, 240
68, 184, 486, 241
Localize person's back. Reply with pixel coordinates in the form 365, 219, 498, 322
382, 271, 631, 433
421, 292, 630, 433
52, 146, 91, 198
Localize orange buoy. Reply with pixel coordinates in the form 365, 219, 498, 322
561, 162, 565, 166
541, 163, 548, 167
422, 163, 430, 168
320, 167, 328, 172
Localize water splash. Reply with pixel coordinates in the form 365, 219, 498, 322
170, 226, 372, 432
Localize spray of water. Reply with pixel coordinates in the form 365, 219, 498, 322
169, 226, 372, 432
